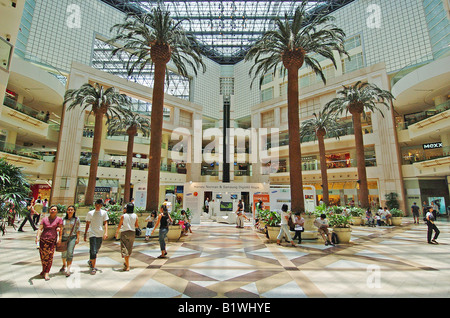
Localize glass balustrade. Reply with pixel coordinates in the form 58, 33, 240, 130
269, 157, 377, 173
397, 100, 450, 130
401, 146, 450, 165
0, 142, 43, 160
234, 170, 252, 176
267, 124, 372, 149
201, 169, 219, 176
78, 156, 187, 174
3, 96, 60, 127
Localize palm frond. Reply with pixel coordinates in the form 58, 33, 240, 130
107, 111, 151, 137
109, 5, 206, 81
64, 83, 131, 119
324, 81, 395, 117
245, 2, 348, 88
300, 109, 342, 142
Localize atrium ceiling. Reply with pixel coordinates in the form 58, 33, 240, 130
100, 0, 354, 64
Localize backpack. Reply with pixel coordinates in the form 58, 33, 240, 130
331, 232, 339, 245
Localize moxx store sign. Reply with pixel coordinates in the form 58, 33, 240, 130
422, 142, 443, 150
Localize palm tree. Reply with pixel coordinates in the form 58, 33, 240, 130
109, 6, 206, 211
324, 81, 394, 208
0, 158, 30, 235
107, 111, 151, 204
245, 2, 347, 213
64, 83, 131, 206
300, 110, 342, 206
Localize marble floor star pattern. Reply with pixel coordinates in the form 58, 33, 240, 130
1, 217, 450, 298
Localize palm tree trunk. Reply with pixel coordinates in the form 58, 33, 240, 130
287, 67, 305, 213
146, 61, 167, 211
317, 132, 329, 206
352, 110, 369, 208
85, 110, 104, 206
124, 127, 136, 204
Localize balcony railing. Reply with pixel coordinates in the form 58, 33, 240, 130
268, 157, 377, 174
402, 146, 450, 165
3, 96, 57, 126
268, 124, 373, 149
234, 169, 252, 176
201, 169, 219, 176
396, 100, 450, 131
105, 134, 151, 145
0, 142, 43, 160
78, 157, 186, 174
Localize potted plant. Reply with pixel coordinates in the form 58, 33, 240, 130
304, 204, 325, 231
106, 208, 122, 240
256, 209, 269, 229
390, 208, 404, 226
261, 211, 281, 242
167, 209, 183, 241
349, 207, 365, 226
329, 205, 344, 215
328, 212, 353, 244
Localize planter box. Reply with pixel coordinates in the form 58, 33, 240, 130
302, 215, 319, 240
352, 216, 362, 226
106, 225, 118, 241
392, 217, 402, 226
267, 226, 280, 242
333, 227, 352, 244
167, 225, 182, 242
303, 215, 316, 231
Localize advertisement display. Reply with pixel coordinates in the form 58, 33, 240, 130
252, 193, 270, 218
428, 197, 446, 215
269, 186, 316, 213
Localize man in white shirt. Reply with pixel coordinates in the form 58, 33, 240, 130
84, 199, 109, 275
381, 207, 392, 226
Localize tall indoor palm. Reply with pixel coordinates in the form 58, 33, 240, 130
245, 2, 347, 213
300, 110, 342, 206
107, 111, 151, 204
0, 158, 30, 235
64, 83, 131, 206
109, 6, 206, 211
325, 81, 394, 208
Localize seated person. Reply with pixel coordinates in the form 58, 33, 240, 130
375, 213, 382, 226
180, 210, 192, 235
314, 214, 334, 246
365, 208, 375, 226
382, 207, 392, 226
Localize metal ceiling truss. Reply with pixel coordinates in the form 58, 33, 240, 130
101, 0, 355, 64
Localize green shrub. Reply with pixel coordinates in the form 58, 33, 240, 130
390, 208, 404, 217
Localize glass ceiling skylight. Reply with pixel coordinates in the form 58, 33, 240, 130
101, 0, 354, 64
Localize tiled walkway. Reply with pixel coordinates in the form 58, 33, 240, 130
1, 217, 450, 298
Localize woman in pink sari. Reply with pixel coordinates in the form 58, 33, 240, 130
35, 205, 63, 280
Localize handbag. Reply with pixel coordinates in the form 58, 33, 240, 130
288, 215, 295, 231
135, 227, 142, 237
56, 218, 77, 252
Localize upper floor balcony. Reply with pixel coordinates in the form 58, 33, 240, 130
265, 156, 377, 175
396, 100, 450, 141
0, 141, 55, 175
401, 145, 450, 178
2, 96, 60, 140
79, 154, 187, 175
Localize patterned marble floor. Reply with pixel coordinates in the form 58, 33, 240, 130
1, 217, 450, 299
